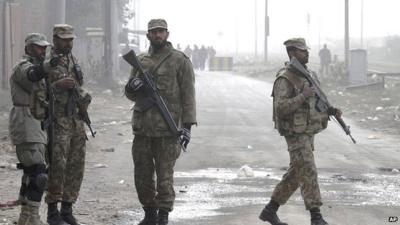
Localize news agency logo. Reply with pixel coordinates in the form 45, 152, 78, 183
389, 216, 399, 222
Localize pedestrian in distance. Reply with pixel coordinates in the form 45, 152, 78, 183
318, 44, 332, 77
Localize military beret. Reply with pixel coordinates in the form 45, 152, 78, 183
148, 19, 168, 31
283, 38, 310, 50
53, 24, 76, 39
25, 33, 50, 47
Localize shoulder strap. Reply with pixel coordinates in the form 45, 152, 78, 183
151, 51, 173, 74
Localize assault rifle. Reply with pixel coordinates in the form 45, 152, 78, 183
42, 75, 55, 164
66, 88, 96, 138
123, 50, 187, 151
289, 57, 356, 144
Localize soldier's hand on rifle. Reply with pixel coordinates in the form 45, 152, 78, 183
328, 107, 342, 118
302, 85, 315, 98
129, 78, 144, 92
180, 128, 191, 151
55, 78, 75, 90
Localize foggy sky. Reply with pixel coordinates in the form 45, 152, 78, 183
132, 0, 400, 56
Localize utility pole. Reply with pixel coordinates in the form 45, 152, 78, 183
104, 0, 112, 79
264, 0, 269, 63
48, 0, 65, 28
254, 0, 258, 59
360, 0, 364, 48
344, 0, 349, 69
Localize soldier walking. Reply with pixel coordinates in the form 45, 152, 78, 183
259, 38, 342, 225
9, 33, 50, 225
125, 19, 197, 225
43, 24, 92, 225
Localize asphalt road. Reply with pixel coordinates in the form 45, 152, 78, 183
1, 71, 399, 225
171, 71, 400, 225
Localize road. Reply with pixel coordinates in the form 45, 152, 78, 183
0, 71, 399, 225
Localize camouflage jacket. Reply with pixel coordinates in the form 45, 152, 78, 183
43, 50, 92, 130
8, 55, 47, 145
44, 49, 91, 122
125, 42, 197, 137
272, 63, 328, 136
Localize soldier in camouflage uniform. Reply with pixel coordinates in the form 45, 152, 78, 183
125, 19, 197, 225
9, 33, 50, 225
259, 38, 342, 225
43, 24, 91, 225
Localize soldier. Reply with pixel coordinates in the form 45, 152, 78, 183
125, 19, 196, 225
318, 44, 331, 76
9, 33, 50, 225
44, 24, 91, 225
259, 38, 342, 225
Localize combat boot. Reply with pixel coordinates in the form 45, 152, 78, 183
17, 205, 30, 225
259, 200, 288, 225
26, 204, 46, 225
310, 211, 328, 225
138, 207, 158, 225
157, 209, 169, 225
47, 202, 69, 225
61, 202, 80, 225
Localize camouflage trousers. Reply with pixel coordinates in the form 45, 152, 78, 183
271, 134, 322, 210
16, 142, 46, 206
132, 135, 181, 212
45, 117, 86, 204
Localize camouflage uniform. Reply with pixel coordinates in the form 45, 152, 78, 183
125, 27, 196, 212
270, 40, 329, 211
44, 25, 91, 205
9, 33, 50, 225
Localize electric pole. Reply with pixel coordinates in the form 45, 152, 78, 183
264, 0, 269, 63
254, 0, 258, 58
345, 0, 349, 69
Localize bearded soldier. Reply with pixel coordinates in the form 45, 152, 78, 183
9, 33, 50, 225
44, 24, 91, 225
125, 19, 197, 225
259, 38, 342, 225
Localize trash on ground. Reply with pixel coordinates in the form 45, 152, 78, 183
94, 164, 109, 168
237, 165, 255, 177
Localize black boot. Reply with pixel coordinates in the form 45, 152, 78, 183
61, 202, 80, 225
259, 200, 288, 225
47, 202, 68, 225
138, 207, 158, 225
310, 208, 328, 225
157, 209, 169, 225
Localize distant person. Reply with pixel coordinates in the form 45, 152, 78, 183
125, 18, 197, 225
199, 45, 208, 71
9, 33, 50, 225
183, 45, 193, 59
259, 38, 342, 225
176, 43, 182, 51
207, 46, 217, 71
192, 45, 200, 70
318, 44, 331, 76
207, 46, 216, 59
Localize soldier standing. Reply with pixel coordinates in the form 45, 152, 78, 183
9, 33, 50, 225
259, 38, 342, 225
44, 24, 91, 225
125, 19, 197, 225
318, 44, 331, 76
